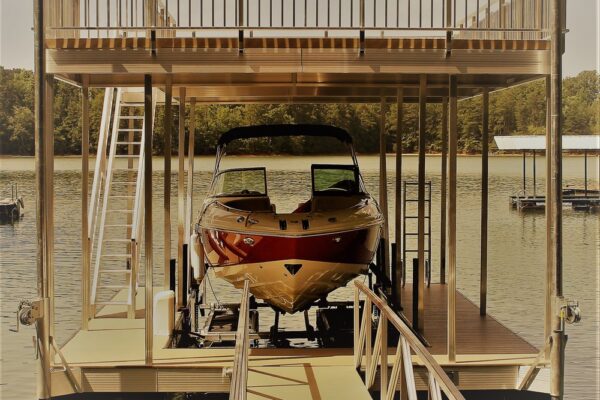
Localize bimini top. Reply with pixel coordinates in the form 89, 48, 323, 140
494, 135, 600, 151
218, 124, 352, 146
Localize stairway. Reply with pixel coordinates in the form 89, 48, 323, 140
90, 88, 157, 318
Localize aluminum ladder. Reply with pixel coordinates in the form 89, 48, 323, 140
402, 180, 432, 288
90, 87, 157, 318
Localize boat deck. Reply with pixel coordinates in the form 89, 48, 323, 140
53, 284, 540, 397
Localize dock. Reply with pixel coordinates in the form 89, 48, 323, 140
21, 0, 579, 399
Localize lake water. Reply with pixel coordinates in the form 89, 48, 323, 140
1, 154, 598, 399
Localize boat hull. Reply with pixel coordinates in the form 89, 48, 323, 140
200, 226, 380, 313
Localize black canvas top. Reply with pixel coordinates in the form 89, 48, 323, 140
217, 124, 353, 146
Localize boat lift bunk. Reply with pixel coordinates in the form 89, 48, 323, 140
494, 135, 600, 211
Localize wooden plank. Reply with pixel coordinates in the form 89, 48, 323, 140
399, 284, 538, 356
45, 37, 550, 51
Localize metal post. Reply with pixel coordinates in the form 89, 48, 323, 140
186, 97, 196, 292
544, 76, 553, 354
523, 151, 527, 196
82, 76, 90, 330
550, 0, 565, 397
584, 150, 588, 197
144, 75, 154, 365
164, 78, 173, 289
379, 97, 390, 284
533, 150, 537, 197
416, 74, 426, 332
447, 75, 458, 362
394, 88, 403, 307
440, 97, 448, 285
480, 88, 489, 316
34, 1, 51, 396
177, 87, 186, 309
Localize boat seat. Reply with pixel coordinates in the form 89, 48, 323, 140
222, 197, 273, 212
311, 195, 362, 212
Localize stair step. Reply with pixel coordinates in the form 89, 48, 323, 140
102, 254, 132, 258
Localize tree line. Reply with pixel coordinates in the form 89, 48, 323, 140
0, 67, 598, 156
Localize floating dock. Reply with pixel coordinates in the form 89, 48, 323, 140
22, 0, 579, 399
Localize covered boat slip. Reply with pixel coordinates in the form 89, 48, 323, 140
30, 0, 571, 399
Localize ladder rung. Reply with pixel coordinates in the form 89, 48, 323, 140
98, 285, 130, 289
101, 269, 132, 274
119, 116, 144, 120
119, 128, 143, 132
102, 254, 132, 258
115, 141, 141, 145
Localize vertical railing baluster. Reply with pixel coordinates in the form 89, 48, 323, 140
269, 0, 272, 26
396, 0, 399, 28
305, 0, 308, 27
282, 0, 285, 26
464, 0, 467, 28
224, 0, 227, 26
212, 0, 215, 26
316, 0, 319, 26
385, 0, 388, 27
453, 0, 456, 27
339, 0, 342, 27
328, 0, 331, 27
408, 0, 411, 28
430, 0, 433, 27
293, 0, 296, 26
476, 0, 480, 27
419, 0, 422, 28
258, 0, 261, 26
373, 0, 376, 27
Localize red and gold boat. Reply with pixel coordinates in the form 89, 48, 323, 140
196, 125, 383, 313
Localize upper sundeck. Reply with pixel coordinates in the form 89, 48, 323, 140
43, 0, 564, 100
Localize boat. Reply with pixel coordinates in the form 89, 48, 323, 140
196, 124, 384, 313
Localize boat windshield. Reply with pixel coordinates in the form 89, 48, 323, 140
211, 167, 267, 197
312, 164, 361, 195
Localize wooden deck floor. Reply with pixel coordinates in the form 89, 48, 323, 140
399, 284, 538, 356
54, 285, 540, 397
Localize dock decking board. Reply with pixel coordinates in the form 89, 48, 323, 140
399, 284, 538, 355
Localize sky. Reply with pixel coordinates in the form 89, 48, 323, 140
0, 0, 598, 77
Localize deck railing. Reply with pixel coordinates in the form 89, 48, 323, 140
354, 280, 465, 400
46, 0, 554, 40
229, 279, 250, 400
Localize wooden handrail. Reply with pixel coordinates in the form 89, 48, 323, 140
229, 279, 250, 400
354, 280, 465, 400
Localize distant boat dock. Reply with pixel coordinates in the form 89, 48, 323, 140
495, 135, 600, 212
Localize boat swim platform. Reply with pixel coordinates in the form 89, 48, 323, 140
52, 284, 541, 398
